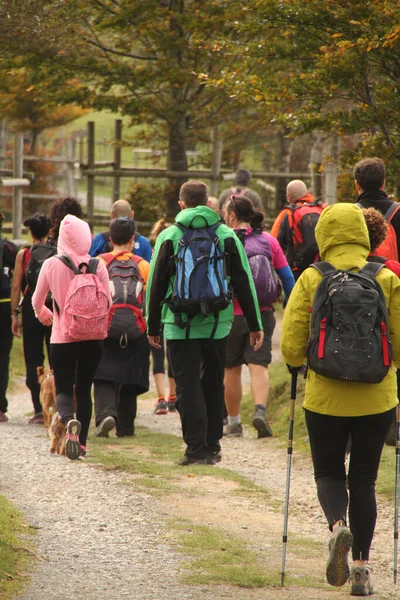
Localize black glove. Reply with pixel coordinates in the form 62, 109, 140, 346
286, 364, 301, 376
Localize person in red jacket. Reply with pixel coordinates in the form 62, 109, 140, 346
362, 207, 400, 276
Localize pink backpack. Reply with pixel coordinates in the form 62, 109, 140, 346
55, 255, 109, 341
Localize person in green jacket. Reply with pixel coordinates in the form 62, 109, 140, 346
147, 180, 263, 466
281, 202, 400, 595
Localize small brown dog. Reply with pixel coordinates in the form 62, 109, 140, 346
37, 366, 56, 434
49, 412, 66, 455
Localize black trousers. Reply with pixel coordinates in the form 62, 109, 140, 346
94, 380, 138, 436
0, 302, 13, 413
305, 407, 395, 561
50, 341, 103, 447
167, 337, 227, 460
22, 298, 51, 414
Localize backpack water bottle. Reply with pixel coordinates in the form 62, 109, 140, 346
307, 262, 392, 383
167, 220, 231, 337
55, 255, 109, 341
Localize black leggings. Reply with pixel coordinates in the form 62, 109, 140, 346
22, 298, 51, 414
50, 341, 103, 447
305, 407, 395, 561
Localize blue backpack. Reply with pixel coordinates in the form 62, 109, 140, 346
167, 219, 231, 337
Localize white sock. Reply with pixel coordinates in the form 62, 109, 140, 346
228, 415, 241, 426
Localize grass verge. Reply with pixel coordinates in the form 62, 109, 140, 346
0, 496, 36, 599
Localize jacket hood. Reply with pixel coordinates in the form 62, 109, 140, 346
175, 205, 221, 228
57, 215, 92, 265
315, 203, 370, 261
294, 192, 315, 205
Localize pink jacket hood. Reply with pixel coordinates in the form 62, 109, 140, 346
57, 215, 92, 266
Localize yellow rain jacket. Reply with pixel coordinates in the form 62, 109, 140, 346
281, 203, 400, 417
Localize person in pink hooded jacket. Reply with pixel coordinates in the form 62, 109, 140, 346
32, 214, 111, 460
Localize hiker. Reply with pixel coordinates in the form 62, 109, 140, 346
48, 197, 84, 245
32, 215, 111, 460
0, 214, 18, 423
93, 217, 150, 438
354, 157, 400, 260
90, 199, 152, 262
281, 203, 400, 595
147, 180, 263, 466
223, 195, 295, 439
10, 214, 54, 424
149, 219, 177, 415
270, 179, 326, 279
219, 168, 263, 212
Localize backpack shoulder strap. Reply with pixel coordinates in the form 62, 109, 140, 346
384, 202, 400, 223
0, 238, 5, 271
367, 255, 387, 264
360, 262, 385, 278
310, 261, 337, 277
88, 258, 99, 275
56, 254, 79, 275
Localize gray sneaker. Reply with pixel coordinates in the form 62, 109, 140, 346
326, 523, 353, 586
223, 423, 243, 437
94, 416, 116, 438
252, 405, 273, 438
350, 566, 373, 596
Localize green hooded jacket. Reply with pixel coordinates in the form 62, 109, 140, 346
281, 202, 400, 417
146, 205, 262, 340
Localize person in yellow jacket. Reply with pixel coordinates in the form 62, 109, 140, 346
281, 202, 400, 596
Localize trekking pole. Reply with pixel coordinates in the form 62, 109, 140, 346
281, 369, 298, 587
394, 404, 400, 585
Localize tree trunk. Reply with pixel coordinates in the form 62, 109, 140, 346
274, 128, 293, 213
166, 112, 187, 218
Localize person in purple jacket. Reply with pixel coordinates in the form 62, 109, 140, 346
223, 195, 295, 439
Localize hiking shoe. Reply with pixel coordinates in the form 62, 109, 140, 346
28, 412, 44, 424
79, 445, 87, 460
94, 415, 116, 438
167, 396, 177, 412
252, 405, 273, 438
0, 410, 8, 422
154, 399, 168, 415
223, 423, 243, 437
326, 523, 353, 586
65, 419, 82, 461
178, 455, 214, 466
350, 566, 373, 596
212, 451, 222, 463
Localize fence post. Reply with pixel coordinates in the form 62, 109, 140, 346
210, 127, 223, 197
112, 119, 122, 204
65, 138, 76, 198
12, 135, 24, 239
87, 121, 95, 227
324, 135, 339, 205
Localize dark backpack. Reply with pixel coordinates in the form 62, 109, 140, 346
307, 262, 392, 383
167, 219, 231, 338
103, 252, 146, 347
24, 242, 57, 293
237, 229, 280, 307
289, 200, 325, 271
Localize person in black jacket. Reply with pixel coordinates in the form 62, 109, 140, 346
0, 214, 17, 422
354, 157, 400, 258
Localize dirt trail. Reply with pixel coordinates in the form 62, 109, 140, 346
0, 315, 398, 600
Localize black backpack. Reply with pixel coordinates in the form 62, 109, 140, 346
25, 242, 57, 293
307, 262, 392, 383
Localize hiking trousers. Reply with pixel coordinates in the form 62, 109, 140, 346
167, 337, 227, 460
94, 380, 139, 436
305, 407, 395, 561
0, 302, 13, 413
22, 297, 51, 415
51, 340, 103, 447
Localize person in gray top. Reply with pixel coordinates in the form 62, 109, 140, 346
218, 168, 263, 211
